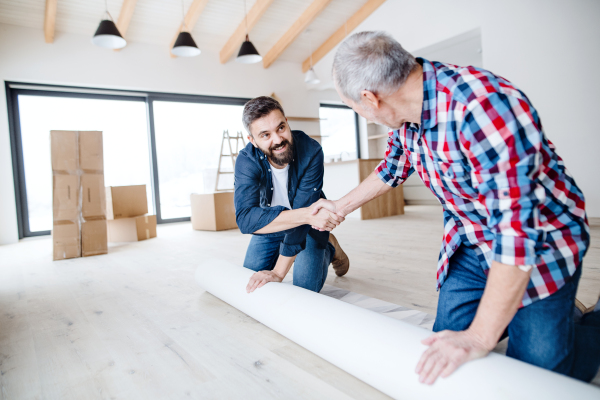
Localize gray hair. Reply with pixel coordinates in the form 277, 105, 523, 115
242, 96, 286, 135
333, 31, 417, 103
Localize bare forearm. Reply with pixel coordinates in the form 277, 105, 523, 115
468, 261, 532, 348
254, 208, 310, 234
336, 171, 393, 216
272, 254, 296, 279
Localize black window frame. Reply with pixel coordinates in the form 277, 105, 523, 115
5, 81, 250, 238
318, 103, 361, 160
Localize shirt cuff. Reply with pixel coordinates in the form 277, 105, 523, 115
279, 241, 306, 257
492, 235, 539, 266
375, 162, 401, 188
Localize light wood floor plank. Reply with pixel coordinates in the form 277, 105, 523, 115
0, 206, 597, 398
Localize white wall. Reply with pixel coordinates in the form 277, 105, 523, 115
2, 0, 599, 243
312, 0, 600, 217
0, 23, 325, 244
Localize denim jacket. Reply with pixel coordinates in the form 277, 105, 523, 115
234, 130, 329, 257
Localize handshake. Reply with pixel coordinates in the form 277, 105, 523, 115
307, 199, 345, 232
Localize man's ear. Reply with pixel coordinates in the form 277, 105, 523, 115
360, 90, 380, 109
247, 134, 257, 148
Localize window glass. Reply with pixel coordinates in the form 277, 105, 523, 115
152, 101, 245, 219
17, 95, 153, 232
319, 106, 358, 163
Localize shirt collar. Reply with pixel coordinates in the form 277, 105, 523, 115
418, 57, 438, 130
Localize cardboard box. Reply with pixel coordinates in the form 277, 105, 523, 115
50, 130, 78, 172
52, 221, 81, 260
51, 130, 107, 261
53, 174, 79, 221
81, 219, 108, 257
191, 192, 237, 231
107, 214, 157, 242
81, 173, 106, 219
79, 131, 104, 172
106, 185, 148, 220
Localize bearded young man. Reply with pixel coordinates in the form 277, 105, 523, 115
234, 96, 350, 294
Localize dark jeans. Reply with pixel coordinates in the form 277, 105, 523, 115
433, 244, 600, 382
243, 233, 335, 293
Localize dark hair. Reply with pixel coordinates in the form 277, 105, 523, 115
242, 96, 285, 135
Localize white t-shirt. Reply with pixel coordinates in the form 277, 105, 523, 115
270, 163, 291, 209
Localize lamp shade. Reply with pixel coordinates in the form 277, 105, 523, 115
172, 31, 201, 57
91, 19, 126, 49
304, 67, 320, 85
236, 36, 262, 64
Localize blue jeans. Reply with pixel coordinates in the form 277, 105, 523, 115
433, 244, 600, 382
243, 233, 335, 293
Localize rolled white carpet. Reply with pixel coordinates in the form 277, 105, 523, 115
195, 260, 600, 399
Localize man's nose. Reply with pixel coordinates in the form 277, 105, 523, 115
272, 133, 283, 144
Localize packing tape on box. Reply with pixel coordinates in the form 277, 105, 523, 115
195, 260, 600, 400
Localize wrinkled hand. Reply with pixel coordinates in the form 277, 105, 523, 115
246, 270, 283, 293
309, 207, 344, 232
415, 330, 491, 385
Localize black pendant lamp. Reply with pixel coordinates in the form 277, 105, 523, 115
92, 0, 126, 49
236, 0, 262, 64
172, 0, 201, 57
237, 34, 262, 64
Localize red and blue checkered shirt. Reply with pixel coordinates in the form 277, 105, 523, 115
376, 58, 589, 307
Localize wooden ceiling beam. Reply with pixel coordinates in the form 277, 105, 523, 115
169, 0, 211, 57
44, 0, 58, 43
219, 0, 274, 64
262, 0, 333, 69
116, 0, 138, 37
114, 0, 138, 52
301, 0, 386, 73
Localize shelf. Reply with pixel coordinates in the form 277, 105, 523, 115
367, 134, 388, 140
287, 116, 322, 122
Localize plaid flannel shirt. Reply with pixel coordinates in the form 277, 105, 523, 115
376, 58, 589, 307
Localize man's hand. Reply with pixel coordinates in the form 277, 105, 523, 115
246, 270, 284, 293
311, 199, 341, 216
308, 207, 344, 231
415, 329, 492, 385
309, 199, 345, 231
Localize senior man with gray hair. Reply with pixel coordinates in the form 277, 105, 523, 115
312, 31, 600, 384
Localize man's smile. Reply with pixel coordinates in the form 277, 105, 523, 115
272, 143, 287, 153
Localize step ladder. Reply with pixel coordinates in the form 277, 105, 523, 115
215, 130, 246, 192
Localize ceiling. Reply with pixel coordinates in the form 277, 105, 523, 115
0, 0, 369, 65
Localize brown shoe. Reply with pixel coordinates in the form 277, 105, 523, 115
576, 297, 598, 315
329, 233, 349, 277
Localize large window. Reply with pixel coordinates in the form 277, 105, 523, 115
319, 104, 360, 163
7, 83, 249, 237
152, 101, 245, 220
12, 92, 152, 235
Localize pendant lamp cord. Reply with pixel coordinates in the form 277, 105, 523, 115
243, 0, 249, 39
309, 31, 314, 68
103, 0, 114, 21
181, 0, 187, 32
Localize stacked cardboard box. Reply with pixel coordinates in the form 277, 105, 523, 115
106, 185, 157, 242
190, 191, 237, 231
51, 131, 107, 261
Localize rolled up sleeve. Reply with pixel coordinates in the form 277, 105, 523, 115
459, 93, 546, 266
234, 152, 286, 234
376, 129, 414, 187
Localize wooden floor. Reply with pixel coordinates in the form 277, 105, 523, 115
0, 205, 598, 399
